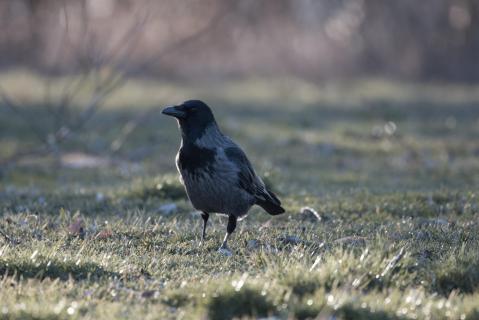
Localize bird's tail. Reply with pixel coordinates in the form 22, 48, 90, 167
255, 189, 285, 215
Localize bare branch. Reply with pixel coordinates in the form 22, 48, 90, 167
1, 0, 225, 168
102, 10, 150, 67
109, 106, 159, 154
55, 72, 92, 129
127, 5, 228, 76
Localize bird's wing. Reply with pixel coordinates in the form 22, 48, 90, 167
224, 145, 264, 196
224, 143, 284, 215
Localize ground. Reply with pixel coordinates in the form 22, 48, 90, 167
1, 71, 479, 319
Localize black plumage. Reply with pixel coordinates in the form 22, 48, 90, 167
162, 100, 285, 254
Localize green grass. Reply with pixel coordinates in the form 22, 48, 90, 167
1, 71, 479, 319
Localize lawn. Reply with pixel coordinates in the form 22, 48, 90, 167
1, 71, 479, 319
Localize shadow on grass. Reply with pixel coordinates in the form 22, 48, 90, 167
0, 311, 63, 320
283, 273, 324, 298
335, 304, 404, 320
206, 286, 276, 320
435, 263, 479, 296
0, 259, 119, 281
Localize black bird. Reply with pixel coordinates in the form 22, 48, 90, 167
162, 100, 285, 254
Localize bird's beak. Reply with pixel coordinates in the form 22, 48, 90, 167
162, 105, 186, 119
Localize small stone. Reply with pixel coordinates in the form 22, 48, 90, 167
218, 247, 233, 256
279, 235, 302, 245
247, 239, 260, 250
419, 218, 449, 227
300, 206, 322, 222
262, 244, 279, 254
334, 236, 367, 247
158, 203, 177, 216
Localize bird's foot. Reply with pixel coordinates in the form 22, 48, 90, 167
217, 246, 233, 256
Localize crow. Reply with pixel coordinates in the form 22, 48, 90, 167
162, 100, 285, 255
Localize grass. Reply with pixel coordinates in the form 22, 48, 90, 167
1, 70, 479, 319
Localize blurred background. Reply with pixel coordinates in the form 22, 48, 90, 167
1, 0, 479, 80
2, 3, 479, 318
1, 0, 478, 197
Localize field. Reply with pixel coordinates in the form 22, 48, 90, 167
1, 71, 479, 319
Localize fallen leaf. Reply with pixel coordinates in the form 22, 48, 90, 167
68, 218, 85, 239
95, 229, 113, 240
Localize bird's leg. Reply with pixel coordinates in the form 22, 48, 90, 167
200, 212, 209, 244
218, 215, 237, 255
221, 233, 231, 249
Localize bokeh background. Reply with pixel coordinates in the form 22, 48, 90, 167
1, 0, 479, 80
1, 0, 478, 193
0, 0, 479, 194
2, 2, 479, 319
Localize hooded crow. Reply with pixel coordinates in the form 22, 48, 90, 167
162, 100, 285, 254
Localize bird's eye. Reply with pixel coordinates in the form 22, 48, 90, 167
179, 105, 195, 113
178, 104, 197, 113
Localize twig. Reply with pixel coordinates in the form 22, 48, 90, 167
109, 106, 160, 153
127, 4, 227, 76
380, 246, 406, 277
0, 0, 224, 167
102, 10, 150, 67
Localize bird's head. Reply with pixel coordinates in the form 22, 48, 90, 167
162, 100, 217, 140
